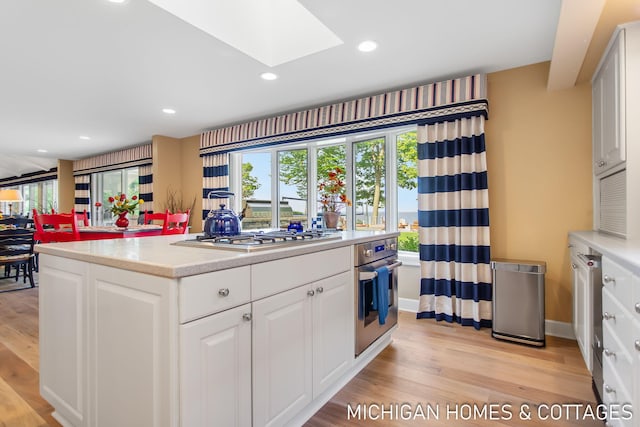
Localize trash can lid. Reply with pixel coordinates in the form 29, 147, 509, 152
490, 258, 546, 274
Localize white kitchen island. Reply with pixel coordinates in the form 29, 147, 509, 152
36, 230, 398, 427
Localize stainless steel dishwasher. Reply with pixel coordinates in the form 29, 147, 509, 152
491, 259, 546, 347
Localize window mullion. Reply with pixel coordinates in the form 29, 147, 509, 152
308, 146, 317, 227
271, 150, 279, 229
386, 132, 398, 232
346, 137, 354, 231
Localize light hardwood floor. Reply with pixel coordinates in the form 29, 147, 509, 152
0, 287, 599, 427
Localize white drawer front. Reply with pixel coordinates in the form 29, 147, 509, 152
251, 246, 351, 300
568, 238, 590, 260
602, 258, 633, 312
602, 356, 634, 426
603, 288, 635, 357
602, 320, 633, 399
180, 266, 251, 323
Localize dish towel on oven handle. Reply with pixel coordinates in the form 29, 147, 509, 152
373, 265, 389, 325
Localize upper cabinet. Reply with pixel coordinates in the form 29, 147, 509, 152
592, 29, 625, 176
593, 21, 640, 239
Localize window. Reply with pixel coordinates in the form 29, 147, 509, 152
240, 152, 272, 230
92, 167, 139, 225
3, 179, 58, 216
229, 125, 418, 253
278, 148, 308, 229
354, 137, 386, 230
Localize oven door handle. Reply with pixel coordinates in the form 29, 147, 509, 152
358, 261, 402, 281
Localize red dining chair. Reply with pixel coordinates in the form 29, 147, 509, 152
32, 209, 81, 243
75, 209, 89, 227
162, 209, 190, 235
143, 210, 166, 226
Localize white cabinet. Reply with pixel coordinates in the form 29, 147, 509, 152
601, 257, 637, 427
592, 29, 625, 176
180, 303, 252, 427
569, 238, 592, 371
252, 271, 352, 427
571, 255, 592, 371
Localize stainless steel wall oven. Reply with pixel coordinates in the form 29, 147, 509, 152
354, 237, 401, 356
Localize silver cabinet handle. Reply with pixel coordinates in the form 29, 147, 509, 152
604, 384, 615, 394
218, 288, 230, 297
307, 289, 315, 297
603, 274, 614, 284
603, 312, 616, 320
242, 313, 252, 321
635, 340, 640, 352
571, 263, 577, 270
568, 244, 573, 248
603, 348, 616, 357
316, 286, 324, 294
635, 303, 640, 314
597, 160, 606, 167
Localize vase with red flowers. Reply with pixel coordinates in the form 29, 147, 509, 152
107, 193, 144, 228
318, 166, 351, 229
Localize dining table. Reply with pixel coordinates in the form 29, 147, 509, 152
77, 224, 163, 240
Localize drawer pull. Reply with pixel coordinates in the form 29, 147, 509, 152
603, 312, 616, 321
316, 286, 324, 294
635, 303, 640, 314
635, 340, 640, 352
218, 288, 230, 297
242, 313, 252, 322
603, 348, 616, 358
604, 384, 615, 394
603, 274, 615, 284
571, 263, 577, 270
307, 289, 315, 297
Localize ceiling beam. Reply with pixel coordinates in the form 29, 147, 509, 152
547, 0, 606, 91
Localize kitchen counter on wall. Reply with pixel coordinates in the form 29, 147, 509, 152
569, 230, 640, 276
35, 230, 399, 278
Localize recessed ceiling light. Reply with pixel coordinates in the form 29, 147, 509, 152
37, 149, 48, 153
260, 72, 278, 81
162, 108, 176, 115
357, 40, 378, 53
108, 0, 126, 3
79, 135, 91, 140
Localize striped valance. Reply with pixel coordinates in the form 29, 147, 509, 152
73, 144, 152, 175
0, 168, 58, 187
201, 74, 487, 155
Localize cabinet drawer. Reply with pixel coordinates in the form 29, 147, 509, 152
602, 356, 634, 426
179, 266, 251, 323
602, 257, 633, 310
252, 246, 351, 300
602, 320, 633, 399
633, 275, 640, 321
603, 288, 635, 357
568, 238, 590, 260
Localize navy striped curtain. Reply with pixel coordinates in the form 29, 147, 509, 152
416, 115, 492, 329
74, 175, 90, 218
138, 164, 153, 213
202, 153, 230, 222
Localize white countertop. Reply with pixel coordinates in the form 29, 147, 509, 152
569, 230, 640, 276
35, 230, 399, 278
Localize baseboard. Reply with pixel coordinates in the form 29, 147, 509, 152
399, 298, 575, 340
399, 297, 419, 312
545, 319, 575, 340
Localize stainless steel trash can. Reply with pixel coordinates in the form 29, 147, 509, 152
491, 259, 546, 347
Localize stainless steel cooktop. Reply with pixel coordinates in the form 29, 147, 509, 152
173, 230, 342, 252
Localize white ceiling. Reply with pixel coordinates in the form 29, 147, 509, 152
0, 0, 567, 180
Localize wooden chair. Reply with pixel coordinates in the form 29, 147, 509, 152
0, 228, 36, 290
162, 209, 190, 235
32, 209, 81, 243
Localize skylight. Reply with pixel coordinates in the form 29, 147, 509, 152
146, 0, 343, 67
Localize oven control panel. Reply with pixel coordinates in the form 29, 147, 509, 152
355, 237, 398, 266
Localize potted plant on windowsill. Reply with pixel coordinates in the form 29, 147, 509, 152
318, 166, 351, 229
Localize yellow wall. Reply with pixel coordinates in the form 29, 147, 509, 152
486, 61, 593, 323
180, 134, 203, 233
57, 159, 75, 212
